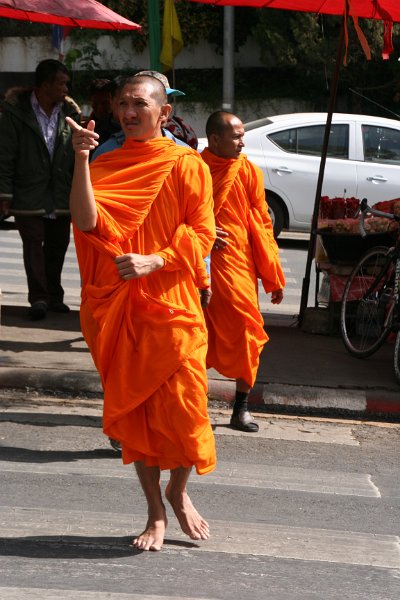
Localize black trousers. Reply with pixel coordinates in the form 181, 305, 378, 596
14, 215, 71, 305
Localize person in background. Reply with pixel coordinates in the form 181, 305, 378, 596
201, 110, 285, 432
0, 59, 81, 320
67, 75, 216, 551
137, 70, 198, 149
87, 78, 119, 146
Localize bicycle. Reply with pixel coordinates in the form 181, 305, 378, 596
340, 198, 400, 383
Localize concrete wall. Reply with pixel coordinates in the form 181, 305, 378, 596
0, 35, 314, 137
0, 34, 263, 75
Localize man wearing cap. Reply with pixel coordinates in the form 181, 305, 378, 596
67, 74, 216, 552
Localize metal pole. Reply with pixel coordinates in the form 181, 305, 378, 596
222, 6, 234, 112
148, 0, 161, 72
298, 17, 346, 325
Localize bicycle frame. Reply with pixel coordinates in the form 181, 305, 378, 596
340, 200, 400, 358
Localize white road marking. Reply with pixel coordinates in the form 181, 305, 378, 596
0, 458, 377, 497
0, 590, 213, 600
2, 506, 399, 568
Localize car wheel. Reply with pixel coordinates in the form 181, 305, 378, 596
266, 193, 284, 237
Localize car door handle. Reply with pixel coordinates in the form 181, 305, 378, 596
366, 175, 388, 183
272, 166, 293, 174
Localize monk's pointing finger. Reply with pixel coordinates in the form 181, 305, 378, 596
86, 119, 97, 133
65, 116, 82, 132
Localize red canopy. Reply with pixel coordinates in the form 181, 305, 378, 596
187, 1, 400, 21
187, 0, 400, 322
0, 0, 141, 30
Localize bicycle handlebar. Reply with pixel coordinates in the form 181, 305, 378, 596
359, 198, 400, 238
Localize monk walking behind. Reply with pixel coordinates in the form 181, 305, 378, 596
66, 75, 216, 551
201, 111, 285, 433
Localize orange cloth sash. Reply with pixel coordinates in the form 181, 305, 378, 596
74, 137, 216, 474
201, 148, 285, 387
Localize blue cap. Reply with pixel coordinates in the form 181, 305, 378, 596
135, 70, 185, 98
166, 87, 185, 97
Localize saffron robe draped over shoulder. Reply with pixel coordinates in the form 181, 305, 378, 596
201, 148, 285, 388
73, 137, 216, 475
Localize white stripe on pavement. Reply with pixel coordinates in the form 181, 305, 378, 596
260, 303, 300, 313
0, 459, 376, 497
0, 589, 214, 600
2, 506, 399, 568
0, 268, 81, 281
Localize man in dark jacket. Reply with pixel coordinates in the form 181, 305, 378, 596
0, 59, 81, 319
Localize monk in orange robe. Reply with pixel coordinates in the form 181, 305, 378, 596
201, 111, 285, 433
66, 75, 216, 551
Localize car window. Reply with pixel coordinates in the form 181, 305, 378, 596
362, 125, 400, 164
268, 124, 349, 159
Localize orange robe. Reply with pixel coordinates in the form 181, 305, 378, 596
73, 137, 216, 475
201, 148, 285, 388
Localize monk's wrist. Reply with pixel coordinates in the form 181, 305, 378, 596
152, 254, 165, 271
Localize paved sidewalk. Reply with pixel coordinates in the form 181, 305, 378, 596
0, 304, 399, 418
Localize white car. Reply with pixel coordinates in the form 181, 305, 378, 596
199, 112, 400, 236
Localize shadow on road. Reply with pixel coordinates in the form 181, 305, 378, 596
0, 535, 198, 559
0, 446, 115, 463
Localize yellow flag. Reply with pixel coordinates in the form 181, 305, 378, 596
160, 0, 183, 73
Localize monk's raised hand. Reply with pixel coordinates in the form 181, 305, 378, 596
66, 117, 99, 158
213, 226, 229, 251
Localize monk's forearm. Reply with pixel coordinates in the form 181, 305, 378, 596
69, 157, 97, 231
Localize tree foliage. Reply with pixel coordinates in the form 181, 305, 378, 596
99, 1, 256, 52
1, 2, 400, 116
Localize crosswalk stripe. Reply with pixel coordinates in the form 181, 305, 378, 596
0, 268, 81, 281
2, 506, 399, 568
0, 283, 81, 296
0, 589, 213, 600
1, 248, 77, 268
1, 229, 305, 315
260, 302, 299, 313
0, 459, 377, 497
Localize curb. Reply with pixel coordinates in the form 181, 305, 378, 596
1, 368, 399, 419
0, 368, 102, 395
207, 378, 400, 418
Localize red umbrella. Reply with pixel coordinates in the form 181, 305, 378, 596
0, 0, 141, 30
187, 1, 400, 20
188, 0, 400, 322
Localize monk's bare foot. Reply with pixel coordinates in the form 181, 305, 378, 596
132, 511, 168, 551
165, 483, 210, 541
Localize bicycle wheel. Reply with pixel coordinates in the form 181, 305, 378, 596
340, 246, 395, 358
394, 331, 400, 384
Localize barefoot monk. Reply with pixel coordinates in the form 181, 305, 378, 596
66, 75, 216, 551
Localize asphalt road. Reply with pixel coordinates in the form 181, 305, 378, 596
0, 395, 399, 600
0, 220, 314, 318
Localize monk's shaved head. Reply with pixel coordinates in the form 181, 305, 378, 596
206, 110, 245, 160
205, 111, 236, 139
118, 74, 168, 106
117, 75, 172, 141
